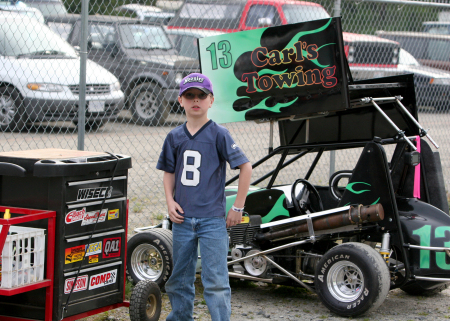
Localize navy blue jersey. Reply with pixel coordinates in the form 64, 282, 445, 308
157, 120, 249, 218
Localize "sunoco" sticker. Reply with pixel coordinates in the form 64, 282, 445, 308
89, 269, 117, 290
81, 209, 107, 226
77, 186, 113, 201
64, 275, 88, 294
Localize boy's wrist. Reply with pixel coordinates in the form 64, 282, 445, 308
231, 205, 244, 213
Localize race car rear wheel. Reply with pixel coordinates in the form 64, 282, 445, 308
129, 280, 161, 321
126, 229, 173, 288
315, 242, 390, 317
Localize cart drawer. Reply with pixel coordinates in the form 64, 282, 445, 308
65, 176, 127, 204
63, 229, 125, 269
64, 198, 126, 236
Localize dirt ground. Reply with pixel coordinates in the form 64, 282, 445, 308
81, 277, 450, 321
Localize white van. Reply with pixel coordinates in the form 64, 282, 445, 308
0, 13, 124, 131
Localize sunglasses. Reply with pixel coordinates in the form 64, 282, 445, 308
182, 92, 209, 100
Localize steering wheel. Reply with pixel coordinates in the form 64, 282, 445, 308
329, 170, 353, 202
291, 178, 324, 215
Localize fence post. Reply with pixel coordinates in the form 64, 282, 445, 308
77, 0, 89, 150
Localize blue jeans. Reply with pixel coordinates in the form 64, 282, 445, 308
165, 216, 231, 321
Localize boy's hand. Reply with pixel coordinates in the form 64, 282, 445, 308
226, 209, 242, 228
167, 200, 184, 223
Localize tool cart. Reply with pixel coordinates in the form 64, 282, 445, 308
0, 149, 160, 321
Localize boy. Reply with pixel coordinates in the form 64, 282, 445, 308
157, 73, 252, 321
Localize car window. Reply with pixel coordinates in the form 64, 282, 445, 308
0, 17, 77, 56
246, 5, 281, 27
427, 39, 450, 61
88, 24, 115, 49
118, 24, 172, 50
282, 4, 330, 24
48, 21, 73, 40
178, 35, 198, 59
179, 3, 240, 19
426, 26, 450, 35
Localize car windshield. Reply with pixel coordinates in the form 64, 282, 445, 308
179, 3, 241, 19
47, 21, 73, 40
0, 17, 77, 57
26, 2, 67, 16
426, 26, 450, 35
118, 24, 172, 50
282, 5, 330, 24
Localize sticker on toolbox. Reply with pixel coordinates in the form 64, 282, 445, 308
77, 186, 113, 200
81, 209, 107, 226
89, 269, 117, 290
103, 237, 121, 258
108, 209, 119, 220
85, 241, 102, 256
64, 275, 88, 294
65, 245, 85, 264
65, 208, 86, 224
89, 255, 99, 264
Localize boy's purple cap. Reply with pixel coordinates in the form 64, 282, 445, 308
179, 73, 213, 96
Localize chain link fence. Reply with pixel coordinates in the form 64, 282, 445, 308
0, 0, 449, 231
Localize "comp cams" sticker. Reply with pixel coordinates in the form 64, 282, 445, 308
89, 269, 117, 290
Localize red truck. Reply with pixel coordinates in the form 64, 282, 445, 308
167, 0, 400, 69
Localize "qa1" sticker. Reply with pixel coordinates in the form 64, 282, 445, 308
103, 237, 121, 258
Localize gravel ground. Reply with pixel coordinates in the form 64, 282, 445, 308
81, 277, 450, 321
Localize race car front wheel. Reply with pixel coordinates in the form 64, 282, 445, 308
315, 242, 390, 317
126, 229, 173, 288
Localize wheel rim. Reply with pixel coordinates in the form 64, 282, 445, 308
0, 94, 15, 126
131, 244, 163, 281
134, 90, 158, 119
327, 260, 364, 302
146, 293, 157, 318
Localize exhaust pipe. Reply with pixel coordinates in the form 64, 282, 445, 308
255, 204, 384, 241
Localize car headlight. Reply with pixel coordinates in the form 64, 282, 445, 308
430, 78, 450, 85
175, 73, 183, 85
27, 83, 64, 92
110, 81, 121, 92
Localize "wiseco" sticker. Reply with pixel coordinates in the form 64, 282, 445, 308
89, 269, 117, 290
77, 187, 113, 200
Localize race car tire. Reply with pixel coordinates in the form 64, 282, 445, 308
126, 229, 173, 288
315, 242, 390, 317
0, 86, 26, 132
129, 280, 161, 321
129, 82, 169, 126
401, 281, 450, 296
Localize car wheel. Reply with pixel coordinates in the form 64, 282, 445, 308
315, 242, 390, 317
129, 83, 169, 126
73, 120, 106, 131
0, 86, 26, 132
126, 229, 173, 287
129, 280, 162, 321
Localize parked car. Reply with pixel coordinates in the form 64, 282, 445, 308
423, 21, 450, 35
376, 30, 450, 71
350, 48, 450, 111
0, 13, 124, 131
165, 29, 224, 60
20, 0, 67, 17
115, 4, 174, 25
168, 0, 401, 68
46, 14, 198, 125
0, 1, 44, 23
